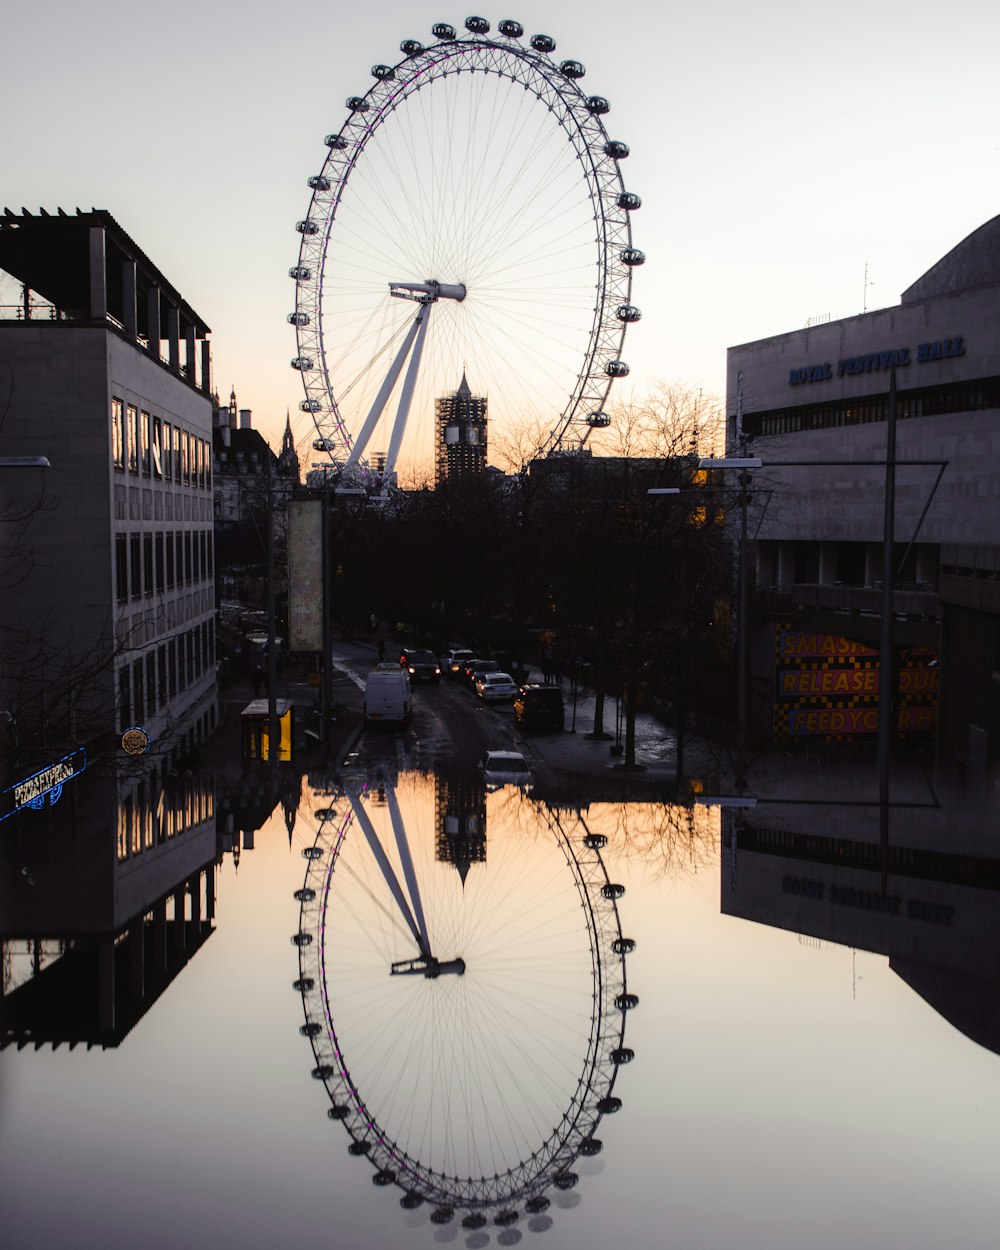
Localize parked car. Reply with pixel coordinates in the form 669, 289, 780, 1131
514, 683, 565, 732
479, 749, 534, 791
440, 648, 475, 679
399, 648, 441, 683
475, 671, 518, 702
466, 659, 499, 686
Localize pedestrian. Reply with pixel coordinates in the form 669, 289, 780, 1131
252, 664, 264, 698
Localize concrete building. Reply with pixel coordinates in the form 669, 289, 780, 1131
435, 372, 487, 486
0, 208, 216, 793
727, 214, 1000, 789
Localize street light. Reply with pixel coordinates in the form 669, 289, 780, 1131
698, 455, 758, 790
0, 456, 51, 468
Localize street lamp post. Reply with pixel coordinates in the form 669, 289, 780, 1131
697, 458, 761, 793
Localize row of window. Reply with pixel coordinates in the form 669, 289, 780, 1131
745, 376, 1000, 437
112, 397, 211, 489
118, 622, 214, 728
115, 529, 213, 603
118, 774, 215, 862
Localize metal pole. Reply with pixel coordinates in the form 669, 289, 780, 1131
266, 463, 279, 773
736, 466, 748, 792
321, 486, 333, 757
878, 366, 898, 886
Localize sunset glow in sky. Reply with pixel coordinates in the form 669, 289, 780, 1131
5, 0, 998, 465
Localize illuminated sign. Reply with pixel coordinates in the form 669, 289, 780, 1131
121, 726, 150, 756
788, 337, 965, 386
1, 747, 87, 822
773, 625, 937, 741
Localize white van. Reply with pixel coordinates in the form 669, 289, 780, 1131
364, 665, 412, 727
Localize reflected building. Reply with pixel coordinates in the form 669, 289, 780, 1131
1, 760, 216, 1048
721, 803, 1000, 1055
434, 768, 487, 886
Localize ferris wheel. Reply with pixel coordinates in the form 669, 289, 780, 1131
292, 776, 636, 1229
290, 17, 643, 490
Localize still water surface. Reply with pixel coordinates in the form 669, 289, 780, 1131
2, 769, 998, 1249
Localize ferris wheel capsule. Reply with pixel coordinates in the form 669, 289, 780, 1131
525, 1195, 550, 1214
296, 219, 319, 235
621, 247, 645, 266
300, 399, 322, 413
289, 265, 312, 280
373, 1169, 396, 1186
346, 96, 369, 112
531, 32, 556, 52
325, 133, 348, 149
432, 22, 456, 40
586, 96, 610, 115
288, 311, 309, 326
308, 175, 330, 191
371, 64, 395, 80
617, 304, 641, 323
462, 1213, 488, 1230
617, 191, 642, 210
400, 38, 424, 55
559, 59, 585, 78
430, 1206, 455, 1224
605, 139, 629, 159
498, 19, 523, 37
465, 16, 490, 34
606, 360, 630, 377
291, 357, 313, 371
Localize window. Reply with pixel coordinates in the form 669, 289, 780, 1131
200, 531, 208, 582
128, 404, 139, 473
206, 531, 213, 577
152, 415, 163, 478
141, 411, 151, 476
143, 533, 153, 596
172, 425, 181, 482
182, 431, 190, 484
112, 398, 125, 471
119, 666, 131, 730
146, 651, 157, 713
130, 533, 141, 600
155, 533, 164, 593
158, 646, 167, 708
166, 532, 175, 589
162, 421, 172, 481
185, 532, 193, 585
115, 533, 128, 602
168, 638, 177, 697
133, 658, 144, 722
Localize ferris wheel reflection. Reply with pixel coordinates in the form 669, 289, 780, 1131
292, 769, 636, 1234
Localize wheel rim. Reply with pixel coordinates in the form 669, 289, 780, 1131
295, 776, 631, 1215
292, 28, 638, 481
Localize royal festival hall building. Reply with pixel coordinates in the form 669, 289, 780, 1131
727, 214, 1000, 794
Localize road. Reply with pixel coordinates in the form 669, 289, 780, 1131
334, 652, 522, 774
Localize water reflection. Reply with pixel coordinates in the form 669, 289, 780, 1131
291, 769, 636, 1233
722, 798, 1000, 1055
1, 765, 217, 1048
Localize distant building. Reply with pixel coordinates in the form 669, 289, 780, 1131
727, 214, 1000, 788
435, 372, 487, 486
212, 394, 299, 635
0, 208, 217, 791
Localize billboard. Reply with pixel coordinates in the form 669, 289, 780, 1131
773, 625, 937, 740
288, 498, 323, 652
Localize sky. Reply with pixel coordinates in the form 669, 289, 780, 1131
4, 0, 999, 463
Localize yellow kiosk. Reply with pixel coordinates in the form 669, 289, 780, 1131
241, 699, 294, 762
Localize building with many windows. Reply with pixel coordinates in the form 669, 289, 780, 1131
0, 208, 217, 796
727, 214, 1000, 791
435, 372, 487, 486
